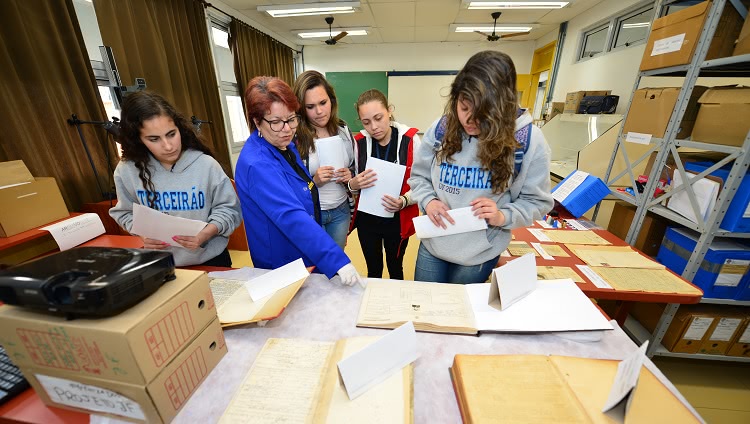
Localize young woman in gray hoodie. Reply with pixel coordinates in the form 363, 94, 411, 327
409, 50, 554, 284
110, 91, 242, 267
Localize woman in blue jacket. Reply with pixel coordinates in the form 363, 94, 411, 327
234, 76, 361, 286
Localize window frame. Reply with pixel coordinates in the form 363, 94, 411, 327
610, 4, 654, 52
576, 1, 654, 63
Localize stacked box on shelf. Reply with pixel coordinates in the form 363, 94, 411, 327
551, 170, 610, 218
684, 161, 750, 232
657, 227, 750, 299
727, 318, 750, 357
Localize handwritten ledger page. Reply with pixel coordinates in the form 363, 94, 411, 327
537, 266, 585, 283
565, 245, 664, 269
356, 279, 476, 334
540, 230, 611, 245
590, 267, 703, 295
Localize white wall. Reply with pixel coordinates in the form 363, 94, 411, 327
302, 41, 536, 74
535, 28, 559, 50
551, 0, 646, 114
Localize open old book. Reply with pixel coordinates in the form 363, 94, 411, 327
218, 337, 413, 424
449, 354, 701, 423
356, 278, 612, 335
208, 260, 309, 327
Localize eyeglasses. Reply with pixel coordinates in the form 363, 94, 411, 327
262, 115, 300, 132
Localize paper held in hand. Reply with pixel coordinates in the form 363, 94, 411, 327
412, 206, 487, 239
357, 157, 406, 218
131, 203, 207, 246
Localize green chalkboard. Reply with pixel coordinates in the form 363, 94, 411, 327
326, 71, 388, 134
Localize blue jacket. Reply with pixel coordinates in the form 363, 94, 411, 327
235, 130, 350, 278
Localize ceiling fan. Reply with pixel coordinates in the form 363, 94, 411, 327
324, 16, 348, 45
475, 12, 530, 41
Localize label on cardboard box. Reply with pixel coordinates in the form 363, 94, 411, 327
739, 325, 750, 344
36, 374, 146, 420
715, 259, 750, 287
651, 33, 686, 56
710, 318, 742, 341
625, 132, 653, 145
552, 170, 589, 203
684, 317, 713, 340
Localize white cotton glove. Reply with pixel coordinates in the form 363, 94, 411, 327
336, 263, 364, 287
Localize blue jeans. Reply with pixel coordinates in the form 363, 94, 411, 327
414, 243, 499, 284
321, 199, 351, 249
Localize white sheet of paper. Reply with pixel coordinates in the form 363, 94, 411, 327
316, 135, 347, 171
466, 279, 613, 332
490, 253, 537, 311
245, 258, 309, 302
337, 321, 418, 400
528, 228, 552, 242
131, 203, 207, 246
357, 157, 406, 218
36, 374, 146, 420
625, 132, 652, 145
603, 341, 649, 420
41, 213, 105, 250
651, 33, 686, 56
668, 171, 720, 224
412, 207, 488, 239
208, 267, 268, 282
576, 265, 614, 289
552, 170, 589, 203
531, 242, 555, 260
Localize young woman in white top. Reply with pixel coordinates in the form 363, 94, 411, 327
292, 70, 355, 249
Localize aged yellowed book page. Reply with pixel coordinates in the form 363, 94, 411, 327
218, 338, 333, 424
541, 230, 611, 245
550, 356, 700, 424
590, 267, 703, 295
565, 245, 664, 269
357, 279, 476, 334
314, 336, 412, 424
507, 241, 539, 257
537, 244, 570, 257
451, 355, 590, 423
537, 266, 584, 283
210, 278, 269, 323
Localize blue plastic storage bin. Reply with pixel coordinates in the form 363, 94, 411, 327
657, 227, 750, 299
684, 162, 750, 232
551, 171, 609, 218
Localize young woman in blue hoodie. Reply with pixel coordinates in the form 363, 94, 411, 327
110, 91, 242, 267
409, 50, 554, 284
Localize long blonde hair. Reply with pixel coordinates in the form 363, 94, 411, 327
439, 51, 519, 194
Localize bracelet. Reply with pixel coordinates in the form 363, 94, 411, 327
399, 195, 407, 209
347, 180, 354, 191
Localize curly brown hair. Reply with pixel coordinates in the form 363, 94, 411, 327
439, 50, 519, 194
293, 70, 345, 160
117, 91, 214, 207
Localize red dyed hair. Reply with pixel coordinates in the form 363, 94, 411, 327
244, 76, 300, 130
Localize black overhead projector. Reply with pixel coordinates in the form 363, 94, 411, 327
0, 247, 175, 318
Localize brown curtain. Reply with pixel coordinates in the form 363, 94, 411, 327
93, 0, 232, 176
228, 17, 295, 111
0, 0, 118, 212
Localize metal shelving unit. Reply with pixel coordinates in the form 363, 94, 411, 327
597, 0, 750, 360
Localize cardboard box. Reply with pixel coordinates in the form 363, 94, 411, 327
622, 87, 707, 140
0, 160, 69, 237
640, 1, 743, 71
563, 90, 611, 113
630, 303, 716, 353
607, 201, 668, 257
0, 269, 216, 385
684, 161, 750, 232
24, 318, 226, 423
727, 319, 750, 357
698, 315, 744, 355
548, 102, 565, 120
692, 86, 750, 147
657, 227, 750, 299
734, 12, 750, 56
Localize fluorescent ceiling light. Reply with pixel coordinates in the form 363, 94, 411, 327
622, 22, 650, 29
258, 2, 360, 18
296, 29, 368, 38
454, 25, 533, 33
465, 1, 569, 9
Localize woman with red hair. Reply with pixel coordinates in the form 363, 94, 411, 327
234, 76, 361, 286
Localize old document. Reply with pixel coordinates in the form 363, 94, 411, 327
357, 279, 476, 334
565, 245, 664, 269
590, 267, 703, 295
537, 266, 584, 283
536, 230, 611, 245
537, 244, 570, 257
219, 338, 333, 424
507, 241, 539, 257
